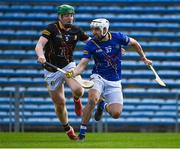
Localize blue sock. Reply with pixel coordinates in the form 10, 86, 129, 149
99, 101, 107, 111
79, 124, 87, 136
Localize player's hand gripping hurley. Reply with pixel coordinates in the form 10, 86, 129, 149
141, 57, 166, 87
44, 62, 94, 89
148, 64, 166, 87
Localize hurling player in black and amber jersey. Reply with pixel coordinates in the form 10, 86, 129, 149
35, 4, 90, 140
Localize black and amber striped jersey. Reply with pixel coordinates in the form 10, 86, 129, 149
42, 21, 89, 71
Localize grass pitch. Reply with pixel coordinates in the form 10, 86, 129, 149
0, 132, 179, 148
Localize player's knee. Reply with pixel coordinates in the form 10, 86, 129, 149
54, 100, 66, 111
88, 93, 99, 104
87, 98, 97, 109
111, 111, 121, 119
73, 87, 84, 97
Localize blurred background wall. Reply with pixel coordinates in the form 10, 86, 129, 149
0, 0, 179, 132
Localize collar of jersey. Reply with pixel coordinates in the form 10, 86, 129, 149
58, 21, 66, 30
108, 32, 112, 40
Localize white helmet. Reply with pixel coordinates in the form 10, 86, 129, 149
90, 18, 109, 36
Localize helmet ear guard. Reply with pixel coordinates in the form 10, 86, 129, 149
90, 18, 109, 36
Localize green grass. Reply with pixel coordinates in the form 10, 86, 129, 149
0, 132, 180, 148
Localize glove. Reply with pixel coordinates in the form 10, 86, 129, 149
66, 71, 74, 78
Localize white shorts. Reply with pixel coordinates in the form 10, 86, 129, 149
44, 62, 76, 91
90, 74, 123, 105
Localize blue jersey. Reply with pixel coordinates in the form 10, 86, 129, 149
83, 32, 130, 81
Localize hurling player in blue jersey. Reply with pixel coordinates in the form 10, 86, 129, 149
66, 18, 152, 140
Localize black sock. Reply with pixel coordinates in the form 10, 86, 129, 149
63, 123, 70, 132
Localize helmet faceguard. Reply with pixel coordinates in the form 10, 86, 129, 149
90, 18, 109, 37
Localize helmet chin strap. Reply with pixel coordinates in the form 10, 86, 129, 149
99, 32, 108, 41
59, 15, 74, 29
64, 23, 72, 28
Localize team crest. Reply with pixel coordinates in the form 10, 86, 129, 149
65, 35, 70, 41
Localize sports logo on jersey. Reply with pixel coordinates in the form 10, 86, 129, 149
96, 48, 103, 53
